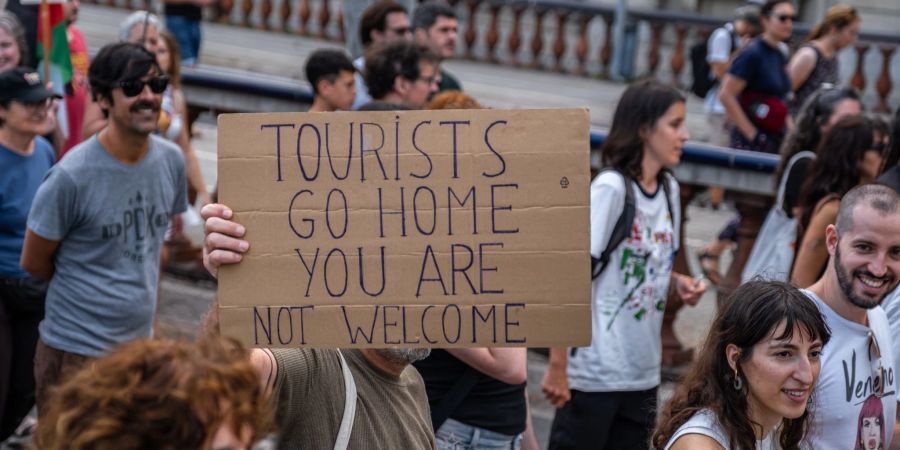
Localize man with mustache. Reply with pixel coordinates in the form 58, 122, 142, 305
802, 183, 900, 449
201, 203, 435, 449
21, 42, 187, 413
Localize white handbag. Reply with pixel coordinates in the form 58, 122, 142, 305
741, 151, 815, 283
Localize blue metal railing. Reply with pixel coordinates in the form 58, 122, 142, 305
182, 65, 780, 174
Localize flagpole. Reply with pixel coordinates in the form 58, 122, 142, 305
40, 0, 50, 81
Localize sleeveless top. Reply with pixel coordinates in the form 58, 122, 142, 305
157, 86, 183, 142
664, 410, 779, 450
790, 45, 839, 115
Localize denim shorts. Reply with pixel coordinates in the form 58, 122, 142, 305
436, 418, 522, 450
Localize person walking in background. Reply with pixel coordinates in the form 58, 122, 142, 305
703, 0, 796, 286
304, 48, 356, 113
0, 67, 59, 442
21, 43, 187, 413
412, 0, 461, 93
791, 115, 885, 288
542, 79, 706, 450
163, 0, 209, 66
34, 338, 272, 450
787, 4, 859, 115
719, 0, 794, 154
351, 0, 412, 109
653, 280, 831, 450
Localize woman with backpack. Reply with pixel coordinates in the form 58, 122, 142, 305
542, 79, 706, 450
787, 4, 860, 115
791, 115, 885, 287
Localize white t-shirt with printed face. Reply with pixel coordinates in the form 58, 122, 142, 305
805, 290, 898, 450
567, 171, 680, 392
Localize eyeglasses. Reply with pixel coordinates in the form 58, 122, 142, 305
417, 73, 440, 86
867, 330, 887, 398
771, 13, 798, 23
116, 75, 169, 97
388, 26, 411, 35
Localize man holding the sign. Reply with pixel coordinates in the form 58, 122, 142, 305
202, 203, 435, 449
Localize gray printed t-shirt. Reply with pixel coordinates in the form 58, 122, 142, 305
28, 135, 187, 357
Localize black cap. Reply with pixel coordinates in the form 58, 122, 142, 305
0, 67, 62, 104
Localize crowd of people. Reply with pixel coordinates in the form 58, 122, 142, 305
1, 0, 900, 448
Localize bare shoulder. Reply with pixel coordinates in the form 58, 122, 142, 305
250, 348, 279, 394
668, 433, 727, 450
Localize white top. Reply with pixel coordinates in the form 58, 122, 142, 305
351, 56, 372, 110
804, 290, 898, 450
703, 23, 734, 115
881, 288, 900, 367
567, 171, 680, 391
664, 409, 779, 450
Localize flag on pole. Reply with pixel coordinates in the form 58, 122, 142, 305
36, 3, 72, 85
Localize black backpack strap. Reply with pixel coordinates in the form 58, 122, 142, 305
592, 170, 635, 280
429, 366, 480, 431
660, 173, 678, 255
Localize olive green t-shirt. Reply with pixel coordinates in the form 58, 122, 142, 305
271, 348, 435, 449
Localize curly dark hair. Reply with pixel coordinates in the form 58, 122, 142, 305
600, 78, 685, 181
363, 39, 439, 100
652, 280, 831, 450
797, 115, 874, 234
35, 338, 272, 450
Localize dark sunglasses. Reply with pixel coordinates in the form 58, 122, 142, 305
771, 13, 798, 23
116, 75, 169, 97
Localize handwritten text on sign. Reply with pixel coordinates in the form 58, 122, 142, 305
217, 109, 591, 348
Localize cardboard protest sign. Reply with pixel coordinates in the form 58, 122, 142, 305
217, 108, 591, 348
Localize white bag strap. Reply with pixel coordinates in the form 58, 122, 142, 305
333, 350, 357, 450
776, 151, 815, 208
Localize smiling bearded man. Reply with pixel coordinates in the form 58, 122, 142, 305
21, 42, 187, 414
799, 183, 900, 450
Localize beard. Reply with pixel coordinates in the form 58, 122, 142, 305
834, 245, 895, 309
377, 348, 431, 365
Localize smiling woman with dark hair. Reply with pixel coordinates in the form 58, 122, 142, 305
0, 67, 59, 440
543, 79, 706, 450
653, 280, 831, 450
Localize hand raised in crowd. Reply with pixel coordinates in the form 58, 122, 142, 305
201, 203, 249, 278
672, 272, 706, 306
